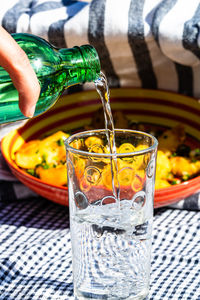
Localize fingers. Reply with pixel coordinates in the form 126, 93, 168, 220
0, 26, 40, 117
9, 62, 41, 117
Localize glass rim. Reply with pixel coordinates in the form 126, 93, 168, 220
65, 129, 158, 158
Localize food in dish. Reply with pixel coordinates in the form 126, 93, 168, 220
155, 125, 200, 189
13, 116, 200, 189
15, 131, 69, 186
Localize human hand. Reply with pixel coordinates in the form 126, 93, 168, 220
0, 26, 40, 118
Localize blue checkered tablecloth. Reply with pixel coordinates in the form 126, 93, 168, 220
0, 180, 199, 300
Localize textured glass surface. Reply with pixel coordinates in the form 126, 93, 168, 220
0, 33, 100, 123
66, 129, 157, 300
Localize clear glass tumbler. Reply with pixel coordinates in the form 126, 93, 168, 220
65, 129, 158, 300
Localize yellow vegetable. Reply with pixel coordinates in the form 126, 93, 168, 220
36, 165, 67, 186
39, 131, 69, 165
156, 150, 171, 180
15, 140, 42, 169
155, 179, 171, 190
14, 131, 69, 187
170, 156, 200, 178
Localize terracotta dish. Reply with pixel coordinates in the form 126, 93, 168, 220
1, 88, 200, 208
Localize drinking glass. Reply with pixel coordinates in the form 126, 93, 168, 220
65, 129, 158, 300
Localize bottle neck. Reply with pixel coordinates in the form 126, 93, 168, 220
58, 45, 100, 88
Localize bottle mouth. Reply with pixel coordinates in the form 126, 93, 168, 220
79, 45, 101, 82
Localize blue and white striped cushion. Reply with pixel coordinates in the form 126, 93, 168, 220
1, 0, 200, 97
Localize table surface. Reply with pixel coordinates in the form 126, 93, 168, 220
0, 182, 199, 300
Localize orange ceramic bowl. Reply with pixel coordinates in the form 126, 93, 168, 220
1, 88, 200, 208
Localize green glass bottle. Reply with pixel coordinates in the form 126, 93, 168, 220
0, 33, 101, 124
